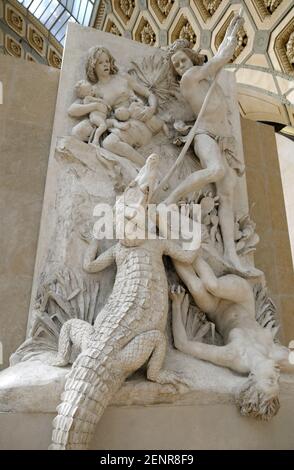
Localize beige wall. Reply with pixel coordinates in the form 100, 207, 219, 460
0, 55, 59, 369
241, 119, 294, 345
0, 54, 293, 369
276, 133, 294, 266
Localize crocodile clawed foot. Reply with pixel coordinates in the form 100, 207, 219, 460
154, 370, 192, 393
45, 354, 69, 367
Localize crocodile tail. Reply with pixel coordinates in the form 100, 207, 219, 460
49, 346, 124, 450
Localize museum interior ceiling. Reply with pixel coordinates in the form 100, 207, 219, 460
0, 0, 293, 136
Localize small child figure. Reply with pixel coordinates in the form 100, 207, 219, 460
73, 80, 110, 146
72, 80, 128, 147
114, 100, 169, 137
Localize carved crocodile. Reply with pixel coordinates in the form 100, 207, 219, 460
50, 154, 197, 449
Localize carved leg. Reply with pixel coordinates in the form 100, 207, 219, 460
171, 287, 236, 370
164, 134, 225, 205
216, 169, 262, 277
53, 319, 94, 367
119, 330, 190, 389
180, 340, 236, 370
52, 321, 73, 366
71, 119, 93, 142
194, 256, 253, 304
92, 124, 108, 146
174, 261, 218, 314
90, 114, 108, 146
102, 133, 145, 166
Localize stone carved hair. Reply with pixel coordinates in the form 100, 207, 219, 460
74, 79, 93, 99
86, 46, 119, 83
236, 368, 280, 421
166, 39, 206, 78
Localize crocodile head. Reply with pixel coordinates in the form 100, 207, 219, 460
115, 153, 159, 244
125, 153, 159, 207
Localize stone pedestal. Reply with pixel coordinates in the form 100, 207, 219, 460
0, 352, 294, 449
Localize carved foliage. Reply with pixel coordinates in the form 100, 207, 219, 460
202, 0, 222, 15
254, 284, 279, 339
134, 18, 157, 46
105, 19, 122, 36
252, 0, 283, 20
193, 191, 259, 257
47, 46, 62, 69
27, 24, 46, 57
26, 52, 36, 63
10, 268, 100, 364
171, 15, 197, 46
5, 3, 25, 37
191, 0, 223, 22
274, 19, 294, 75
113, 0, 136, 25
128, 53, 178, 110
150, 0, 175, 23
5, 34, 23, 58
286, 31, 294, 65
263, 0, 283, 13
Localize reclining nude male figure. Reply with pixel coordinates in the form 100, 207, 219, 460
170, 254, 292, 420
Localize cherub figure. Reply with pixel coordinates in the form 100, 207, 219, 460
70, 79, 128, 147
114, 100, 169, 138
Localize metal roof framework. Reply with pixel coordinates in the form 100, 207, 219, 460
17, 0, 95, 44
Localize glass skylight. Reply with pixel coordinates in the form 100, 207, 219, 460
17, 0, 95, 45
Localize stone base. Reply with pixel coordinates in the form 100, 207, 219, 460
0, 349, 294, 449
1, 399, 294, 450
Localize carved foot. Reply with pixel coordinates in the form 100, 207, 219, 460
45, 354, 69, 367
153, 370, 192, 393
224, 255, 263, 278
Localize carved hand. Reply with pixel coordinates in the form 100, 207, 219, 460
219, 13, 244, 59
135, 106, 155, 122
83, 96, 99, 104
169, 284, 186, 305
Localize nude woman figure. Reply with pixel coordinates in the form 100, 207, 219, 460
68, 46, 159, 167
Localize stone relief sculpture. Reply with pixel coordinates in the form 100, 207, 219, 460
10, 268, 101, 366
50, 154, 197, 450
71, 79, 130, 147
155, 14, 259, 277
1, 11, 293, 451
68, 45, 161, 166
170, 258, 290, 420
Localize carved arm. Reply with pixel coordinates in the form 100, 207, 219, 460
83, 239, 116, 274
127, 74, 157, 119
163, 239, 198, 264
170, 286, 189, 352
68, 100, 101, 118
190, 13, 244, 81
